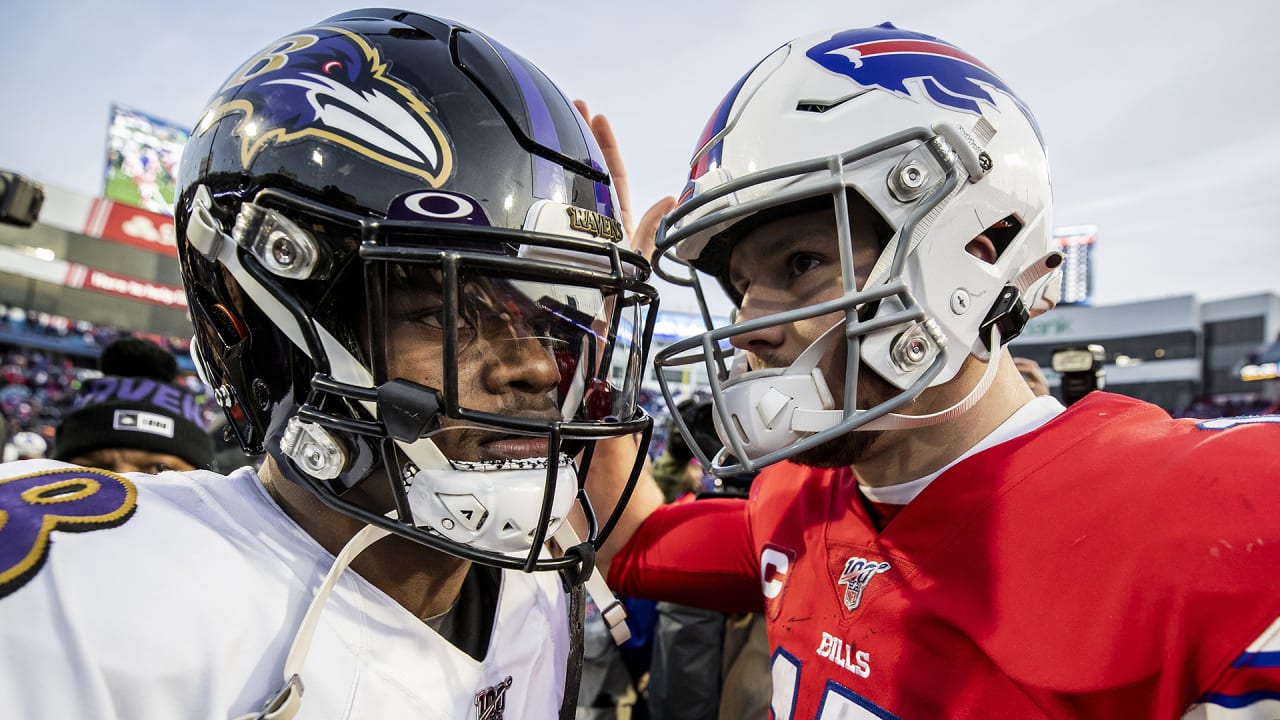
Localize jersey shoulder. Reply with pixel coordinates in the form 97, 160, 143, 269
0, 461, 288, 605
0, 460, 141, 600
973, 393, 1280, 495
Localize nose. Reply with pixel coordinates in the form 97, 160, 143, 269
728, 291, 787, 354
484, 334, 563, 398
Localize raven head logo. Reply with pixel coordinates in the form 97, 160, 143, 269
193, 27, 454, 186
806, 23, 1043, 145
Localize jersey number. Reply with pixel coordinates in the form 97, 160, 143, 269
0, 468, 137, 599
771, 649, 898, 720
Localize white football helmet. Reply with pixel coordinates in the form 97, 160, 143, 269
653, 23, 1062, 476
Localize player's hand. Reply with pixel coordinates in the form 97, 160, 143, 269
571, 101, 669, 577
572, 99, 674, 263
574, 100, 634, 236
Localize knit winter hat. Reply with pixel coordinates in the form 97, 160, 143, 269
54, 375, 216, 470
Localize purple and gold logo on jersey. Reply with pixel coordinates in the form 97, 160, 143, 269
193, 27, 454, 186
474, 675, 512, 720
837, 556, 891, 612
0, 468, 138, 599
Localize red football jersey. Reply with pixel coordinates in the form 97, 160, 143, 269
611, 393, 1280, 718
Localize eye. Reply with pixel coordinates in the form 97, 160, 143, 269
412, 307, 451, 330
407, 306, 473, 333
787, 252, 823, 278
322, 60, 343, 75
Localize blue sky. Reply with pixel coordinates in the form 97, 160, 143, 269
2, 0, 1277, 311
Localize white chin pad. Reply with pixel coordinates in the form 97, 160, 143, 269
405, 457, 578, 555
714, 365, 835, 461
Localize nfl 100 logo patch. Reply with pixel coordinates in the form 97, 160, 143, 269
837, 557, 891, 611
474, 676, 512, 720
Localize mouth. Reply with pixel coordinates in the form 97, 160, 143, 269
479, 435, 552, 462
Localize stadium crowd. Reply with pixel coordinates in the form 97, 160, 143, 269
0, 303, 205, 461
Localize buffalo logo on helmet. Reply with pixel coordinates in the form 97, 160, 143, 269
806, 23, 1043, 144
192, 26, 455, 186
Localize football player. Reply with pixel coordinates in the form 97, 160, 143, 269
592, 22, 1280, 719
0, 9, 655, 719
53, 336, 217, 474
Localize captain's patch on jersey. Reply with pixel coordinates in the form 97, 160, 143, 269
0, 468, 138, 599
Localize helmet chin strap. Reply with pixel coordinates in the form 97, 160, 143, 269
778, 323, 1005, 434
770, 245, 1057, 439
233, 523, 391, 720
236, 521, 630, 720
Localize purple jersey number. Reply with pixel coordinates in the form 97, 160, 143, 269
0, 468, 137, 599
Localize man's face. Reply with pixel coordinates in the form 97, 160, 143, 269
69, 448, 197, 474
726, 205, 892, 467
381, 268, 574, 465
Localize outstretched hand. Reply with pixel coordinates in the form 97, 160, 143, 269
573, 100, 675, 264
570, 100, 670, 577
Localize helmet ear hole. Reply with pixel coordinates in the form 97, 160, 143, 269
209, 303, 249, 346
981, 216, 1023, 259
964, 235, 999, 265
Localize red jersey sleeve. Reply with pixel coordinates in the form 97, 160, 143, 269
607, 497, 763, 614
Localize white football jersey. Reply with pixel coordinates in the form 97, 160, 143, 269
0, 459, 568, 718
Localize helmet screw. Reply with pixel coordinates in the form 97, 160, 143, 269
269, 232, 295, 267
890, 325, 937, 370
253, 379, 272, 411
899, 163, 927, 189
214, 384, 234, 408
905, 337, 928, 363
303, 444, 325, 472
950, 290, 971, 314
441, 518, 456, 530
978, 152, 993, 172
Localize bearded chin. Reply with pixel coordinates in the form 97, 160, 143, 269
792, 428, 880, 469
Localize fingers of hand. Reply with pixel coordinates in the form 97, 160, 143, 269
633, 196, 677, 262
573, 99, 634, 236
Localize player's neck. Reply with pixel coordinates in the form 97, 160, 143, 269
257, 458, 470, 619
855, 353, 1035, 488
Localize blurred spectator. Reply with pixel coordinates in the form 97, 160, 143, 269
1014, 357, 1051, 398
1170, 396, 1274, 419
0, 346, 89, 447
651, 397, 715, 502
646, 397, 770, 720
3, 431, 48, 462
51, 337, 216, 473
0, 302, 191, 353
